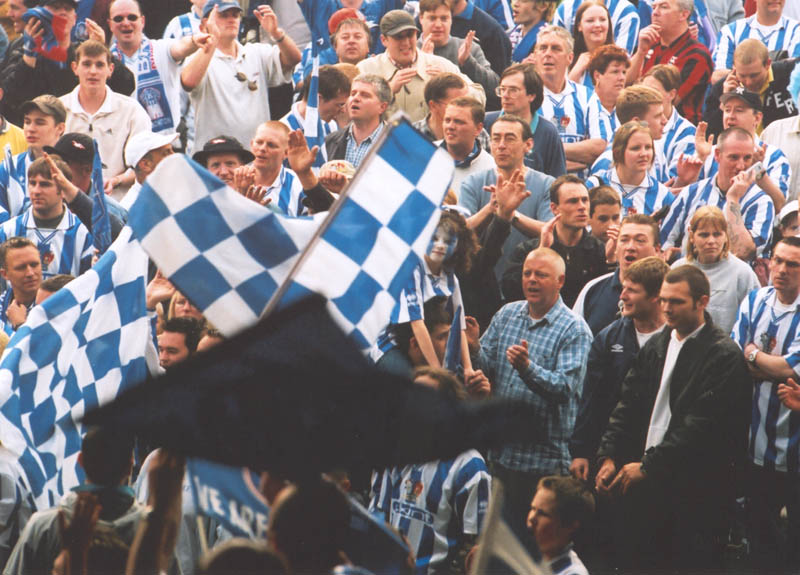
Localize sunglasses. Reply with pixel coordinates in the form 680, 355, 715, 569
235, 71, 258, 91
111, 14, 140, 22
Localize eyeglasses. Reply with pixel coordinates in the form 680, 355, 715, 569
495, 86, 523, 96
235, 71, 258, 91
112, 14, 140, 22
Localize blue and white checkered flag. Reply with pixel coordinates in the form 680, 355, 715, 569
131, 117, 453, 350
0, 226, 152, 509
304, 39, 327, 169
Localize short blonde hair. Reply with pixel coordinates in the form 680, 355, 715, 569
686, 206, 729, 262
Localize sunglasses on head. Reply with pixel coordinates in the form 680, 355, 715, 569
112, 14, 139, 22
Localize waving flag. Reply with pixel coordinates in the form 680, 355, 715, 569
0, 227, 152, 509
304, 39, 328, 170
90, 140, 112, 254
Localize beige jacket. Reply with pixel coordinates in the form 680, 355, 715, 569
357, 50, 485, 123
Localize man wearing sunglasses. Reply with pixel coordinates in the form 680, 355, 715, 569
0, 0, 134, 129
181, 0, 302, 157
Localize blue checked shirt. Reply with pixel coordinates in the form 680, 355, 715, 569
731, 287, 800, 473
714, 15, 800, 70
479, 299, 592, 474
345, 122, 385, 168
552, 0, 640, 54
660, 176, 775, 257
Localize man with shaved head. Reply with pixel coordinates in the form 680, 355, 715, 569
475, 247, 592, 544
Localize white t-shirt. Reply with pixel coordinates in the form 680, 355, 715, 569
635, 324, 664, 349
189, 42, 292, 152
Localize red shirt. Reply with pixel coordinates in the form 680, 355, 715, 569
641, 29, 713, 124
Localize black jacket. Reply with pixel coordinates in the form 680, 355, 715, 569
325, 126, 349, 163
597, 314, 751, 490
460, 215, 510, 332
451, 1, 511, 77
703, 57, 799, 138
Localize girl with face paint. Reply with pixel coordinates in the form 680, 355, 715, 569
372, 211, 481, 380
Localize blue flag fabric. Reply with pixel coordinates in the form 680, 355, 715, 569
0, 227, 152, 509
443, 305, 462, 373
305, 39, 327, 169
0, 146, 26, 220
131, 118, 454, 350
91, 140, 112, 254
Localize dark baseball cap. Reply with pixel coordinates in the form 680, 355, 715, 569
44, 133, 96, 165
380, 10, 418, 37
202, 0, 243, 19
719, 86, 763, 112
20, 95, 67, 124
192, 135, 254, 166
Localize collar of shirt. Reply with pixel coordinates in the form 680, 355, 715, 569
216, 40, 247, 63
670, 320, 705, 345
521, 295, 565, 329
658, 28, 693, 52
266, 166, 287, 192
759, 66, 775, 97
70, 85, 114, 116
0, 117, 8, 135
609, 167, 650, 192
663, 107, 680, 134
387, 50, 418, 70
544, 78, 575, 98
768, 288, 800, 312
443, 140, 482, 167
347, 121, 385, 145
751, 15, 788, 33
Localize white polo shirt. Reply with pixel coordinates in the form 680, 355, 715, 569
189, 41, 292, 151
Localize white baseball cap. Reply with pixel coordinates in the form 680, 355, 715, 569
124, 132, 180, 169
778, 200, 799, 225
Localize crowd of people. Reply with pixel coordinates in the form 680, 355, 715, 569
0, 0, 795, 572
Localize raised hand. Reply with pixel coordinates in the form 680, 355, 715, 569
457, 30, 475, 67
694, 122, 714, 162
778, 378, 800, 411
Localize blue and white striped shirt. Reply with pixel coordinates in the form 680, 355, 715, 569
587, 167, 674, 216
0, 288, 34, 336
660, 177, 775, 256
369, 450, 491, 573
0, 207, 93, 278
697, 140, 792, 199
280, 102, 337, 138
550, 545, 590, 575
714, 15, 800, 70
590, 141, 667, 183
731, 287, 800, 473
479, 299, 592, 474
264, 166, 306, 217
0, 150, 31, 220
587, 94, 619, 141
539, 79, 593, 145
659, 107, 696, 180
552, 0, 640, 54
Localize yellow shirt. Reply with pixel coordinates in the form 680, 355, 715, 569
0, 119, 28, 156
756, 67, 774, 135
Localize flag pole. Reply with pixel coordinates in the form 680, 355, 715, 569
258, 111, 411, 321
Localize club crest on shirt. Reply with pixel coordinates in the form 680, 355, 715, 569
41, 249, 54, 267
403, 479, 423, 502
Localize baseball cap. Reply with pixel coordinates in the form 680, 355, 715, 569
44, 133, 96, 165
328, 8, 366, 36
719, 86, 763, 112
192, 135, 255, 166
20, 95, 67, 124
778, 200, 799, 225
380, 10, 418, 37
124, 131, 179, 169
202, 0, 243, 19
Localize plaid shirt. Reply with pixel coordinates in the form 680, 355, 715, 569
479, 299, 592, 474
345, 122, 384, 168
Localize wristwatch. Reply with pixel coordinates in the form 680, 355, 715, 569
748, 349, 759, 364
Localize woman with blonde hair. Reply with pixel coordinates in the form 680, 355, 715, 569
672, 206, 759, 333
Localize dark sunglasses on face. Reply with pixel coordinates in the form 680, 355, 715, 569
112, 14, 139, 22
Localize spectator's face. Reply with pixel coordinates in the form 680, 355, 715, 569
28, 174, 63, 218
250, 125, 288, 174
173, 293, 204, 321
208, 7, 243, 39
521, 255, 564, 310
714, 136, 754, 188
347, 81, 386, 123
381, 29, 418, 68
109, 0, 144, 47
593, 61, 628, 101
73, 54, 113, 91
1, 246, 42, 300
780, 214, 800, 238
620, 278, 655, 319
732, 58, 770, 93
443, 104, 481, 152
589, 203, 620, 242
197, 334, 224, 353
206, 153, 244, 185
429, 85, 468, 122
689, 221, 726, 264
144, 144, 175, 171
23, 111, 64, 149
551, 182, 589, 230
757, 0, 785, 19
45, 1, 76, 34
7, 0, 25, 33
420, 5, 451, 47
334, 22, 370, 64
771, 241, 800, 296
511, 0, 541, 27
527, 488, 574, 559
616, 223, 658, 274
158, 331, 190, 369
533, 34, 572, 81
578, 4, 609, 48
721, 98, 760, 133
411, 323, 450, 366
652, 0, 685, 33
622, 130, 654, 172
490, 121, 531, 170
659, 280, 700, 333
426, 222, 458, 264
498, 71, 533, 116
318, 92, 349, 123
641, 104, 666, 140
